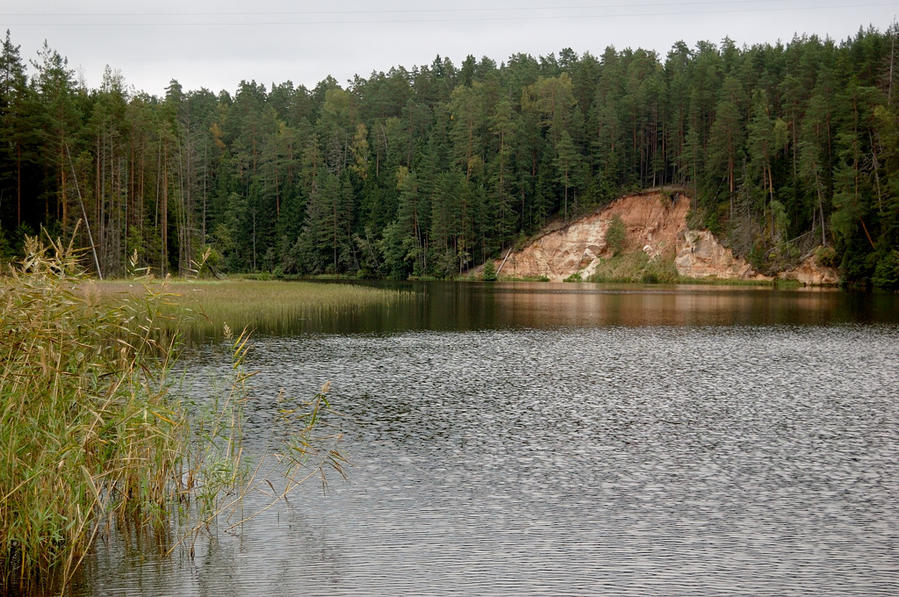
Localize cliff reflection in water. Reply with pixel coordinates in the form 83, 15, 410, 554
468, 282, 895, 329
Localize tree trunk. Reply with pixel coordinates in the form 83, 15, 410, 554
202, 139, 207, 244
60, 138, 67, 236
813, 169, 827, 246
16, 143, 21, 227
162, 146, 168, 275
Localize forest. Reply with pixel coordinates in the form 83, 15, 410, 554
1, 25, 898, 286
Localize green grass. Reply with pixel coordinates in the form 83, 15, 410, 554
587, 252, 680, 284
585, 251, 776, 286
773, 278, 803, 289
85, 278, 411, 341
1, 237, 347, 594
673, 275, 778, 287
498, 275, 551, 282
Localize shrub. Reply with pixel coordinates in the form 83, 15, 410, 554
587, 252, 677, 284
605, 215, 626, 256
815, 245, 838, 268
482, 260, 497, 281
195, 245, 224, 278
872, 250, 899, 290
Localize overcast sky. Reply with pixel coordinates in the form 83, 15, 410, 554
2, 1, 897, 96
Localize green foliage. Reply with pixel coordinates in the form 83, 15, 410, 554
748, 240, 767, 272
564, 272, 582, 282
815, 245, 838, 268
193, 245, 224, 278
1, 27, 899, 284
481, 259, 497, 281
640, 256, 678, 284
605, 214, 626, 256
872, 250, 899, 290
588, 251, 678, 283
0, 228, 13, 263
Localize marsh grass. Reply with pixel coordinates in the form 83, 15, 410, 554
1, 237, 346, 595
675, 275, 779, 287
498, 275, 551, 282
88, 279, 410, 341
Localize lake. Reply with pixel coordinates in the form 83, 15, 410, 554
71, 282, 899, 596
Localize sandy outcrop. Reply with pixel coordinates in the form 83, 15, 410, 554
485, 190, 840, 284
674, 230, 769, 280
492, 191, 767, 282
779, 256, 840, 285
496, 191, 691, 281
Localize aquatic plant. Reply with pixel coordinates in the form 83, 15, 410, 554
0, 234, 186, 592
89, 278, 410, 341
0, 234, 344, 594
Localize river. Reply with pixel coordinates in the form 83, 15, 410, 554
72, 282, 899, 596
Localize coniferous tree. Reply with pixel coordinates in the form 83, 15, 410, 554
1, 26, 898, 284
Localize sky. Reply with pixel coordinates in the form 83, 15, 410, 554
2, 1, 897, 96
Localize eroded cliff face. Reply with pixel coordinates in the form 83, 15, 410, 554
779, 257, 840, 285
675, 230, 768, 280
496, 192, 686, 281
491, 191, 772, 282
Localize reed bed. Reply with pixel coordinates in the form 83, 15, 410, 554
88, 279, 411, 340
0, 238, 189, 593
1, 239, 346, 595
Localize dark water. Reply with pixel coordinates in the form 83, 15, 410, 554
72, 283, 899, 596
226, 281, 899, 335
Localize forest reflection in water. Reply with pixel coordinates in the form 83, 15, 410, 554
324, 281, 899, 333
172, 281, 899, 340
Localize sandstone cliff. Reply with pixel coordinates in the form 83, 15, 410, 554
778, 256, 840, 285
494, 191, 689, 281
485, 191, 833, 284
675, 230, 766, 280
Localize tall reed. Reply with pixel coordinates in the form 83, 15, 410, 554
0, 235, 188, 592
0, 236, 345, 594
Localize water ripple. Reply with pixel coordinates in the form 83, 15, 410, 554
74, 325, 899, 596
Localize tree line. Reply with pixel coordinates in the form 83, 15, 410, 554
1, 26, 898, 286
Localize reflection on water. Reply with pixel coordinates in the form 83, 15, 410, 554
70, 284, 899, 596
220, 282, 899, 336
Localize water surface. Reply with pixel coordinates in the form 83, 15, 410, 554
72, 283, 899, 595
177, 281, 899, 338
